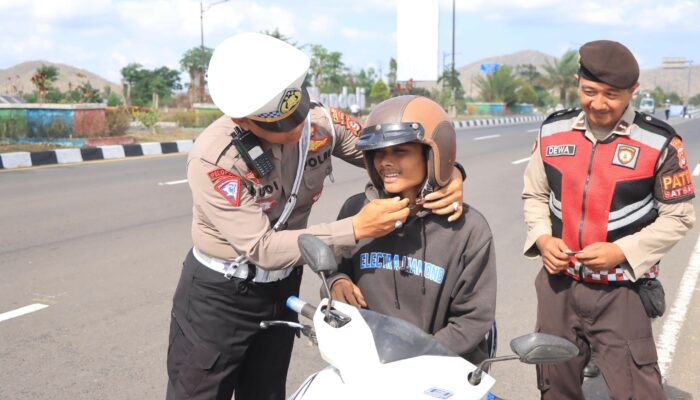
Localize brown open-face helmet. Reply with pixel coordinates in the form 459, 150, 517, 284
356, 95, 456, 198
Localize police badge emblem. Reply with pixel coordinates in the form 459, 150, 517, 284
612, 144, 639, 169
278, 88, 302, 115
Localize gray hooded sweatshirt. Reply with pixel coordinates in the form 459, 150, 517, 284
329, 184, 497, 363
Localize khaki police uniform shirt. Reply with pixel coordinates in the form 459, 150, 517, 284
187, 105, 365, 270
523, 106, 696, 280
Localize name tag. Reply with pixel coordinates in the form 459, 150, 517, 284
546, 145, 576, 157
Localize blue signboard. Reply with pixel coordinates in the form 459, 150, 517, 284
480, 63, 500, 75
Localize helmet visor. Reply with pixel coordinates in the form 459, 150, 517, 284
356, 122, 424, 152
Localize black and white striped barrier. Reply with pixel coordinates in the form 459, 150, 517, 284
1, 116, 546, 169
452, 115, 545, 129
0, 140, 193, 169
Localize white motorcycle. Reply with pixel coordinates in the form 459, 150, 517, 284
261, 235, 578, 400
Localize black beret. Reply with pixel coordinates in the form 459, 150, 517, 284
578, 40, 639, 89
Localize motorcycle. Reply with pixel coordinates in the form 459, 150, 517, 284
261, 234, 578, 400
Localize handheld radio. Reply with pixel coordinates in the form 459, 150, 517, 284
231, 127, 274, 178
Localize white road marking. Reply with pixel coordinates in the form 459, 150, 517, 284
526, 128, 539, 133
474, 134, 501, 141
0, 303, 49, 323
692, 164, 700, 177
158, 179, 188, 186
512, 157, 531, 165
656, 234, 700, 379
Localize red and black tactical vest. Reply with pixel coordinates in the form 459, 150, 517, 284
540, 109, 678, 283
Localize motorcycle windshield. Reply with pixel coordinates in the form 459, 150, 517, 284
358, 308, 458, 364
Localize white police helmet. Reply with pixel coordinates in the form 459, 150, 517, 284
207, 32, 311, 132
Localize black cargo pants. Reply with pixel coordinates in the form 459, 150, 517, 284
166, 250, 302, 400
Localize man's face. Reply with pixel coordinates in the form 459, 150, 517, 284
235, 118, 305, 145
578, 77, 639, 130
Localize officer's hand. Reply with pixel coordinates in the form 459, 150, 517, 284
577, 242, 626, 272
421, 168, 464, 222
330, 278, 367, 308
535, 235, 571, 274
352, 197, 410, 240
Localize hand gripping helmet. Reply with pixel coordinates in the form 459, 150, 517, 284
356, 95, 456, 198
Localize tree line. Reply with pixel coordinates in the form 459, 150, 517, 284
21, 30, 699, 112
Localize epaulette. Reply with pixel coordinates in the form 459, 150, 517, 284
633, 112, 677, 139
542, 108, 581, 125
310, 100, 323, 109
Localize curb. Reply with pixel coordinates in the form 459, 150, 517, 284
452, 115, 545, 129
0, 140, 193, 169
0, 116, 545, 169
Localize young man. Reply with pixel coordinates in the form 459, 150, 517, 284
166, 34, 467, 400
522, 40, 695, 399
328, 95, 497, 364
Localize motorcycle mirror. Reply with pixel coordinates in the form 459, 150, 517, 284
298, 234, 338, 275
509, 333, 579, 364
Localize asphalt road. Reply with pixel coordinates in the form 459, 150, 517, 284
1, 115, 699, 399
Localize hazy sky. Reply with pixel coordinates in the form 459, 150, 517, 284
1, 0, 698, 84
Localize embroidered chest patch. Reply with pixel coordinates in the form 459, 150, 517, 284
612, 144, 640, 169
546, 145, 576, 157
214, 177, 241, 206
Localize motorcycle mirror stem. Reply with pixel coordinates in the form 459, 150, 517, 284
297, 235, 340, 324
468, 355, 518, 386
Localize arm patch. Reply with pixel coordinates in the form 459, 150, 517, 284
329, 107, 363, 136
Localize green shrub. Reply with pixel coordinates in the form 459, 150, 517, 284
175, 111, 197, 127
106, 108, 132, 136
137, 109, 160, 133
196, 110, 223, 127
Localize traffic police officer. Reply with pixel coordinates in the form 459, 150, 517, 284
522, 40, 695, 399
165, 32, 466, 400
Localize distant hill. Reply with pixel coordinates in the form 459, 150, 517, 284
415, 50, 557, 97
0, 60, 122, 98
639, 66, 699, 98
417, 50, 699, 99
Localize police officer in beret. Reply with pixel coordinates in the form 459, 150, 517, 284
522, 40, 695, 398
165, 32, 466, 400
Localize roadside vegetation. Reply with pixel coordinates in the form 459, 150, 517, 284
2, 28, 696, 154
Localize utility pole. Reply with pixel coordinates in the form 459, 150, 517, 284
451, 0, 456, 103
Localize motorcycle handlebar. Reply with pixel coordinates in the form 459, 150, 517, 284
286, 296, 316, 320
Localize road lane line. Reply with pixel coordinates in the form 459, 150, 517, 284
474, 134, 501, 141
0, 303, 49, 323
526, 128, 539, 133
656, 234, 700, 379
512, 157, 531, 165
692, 164, 700, 177
158, 179, 188, 186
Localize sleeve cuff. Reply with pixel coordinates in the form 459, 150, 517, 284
523, 225, 551, 258
331, 217, 357, 248
614, 236, 644, 281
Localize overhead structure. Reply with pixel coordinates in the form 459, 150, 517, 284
396, 0, 439, 82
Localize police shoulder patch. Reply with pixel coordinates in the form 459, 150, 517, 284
208, 167, 237, 182
214, 176, 242, 207
329, 107, 363, 136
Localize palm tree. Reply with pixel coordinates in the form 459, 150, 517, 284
474, 65, 519, 105
180, 46, 213, 104
541, 50, 578, 107
31, 64, 59, 103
